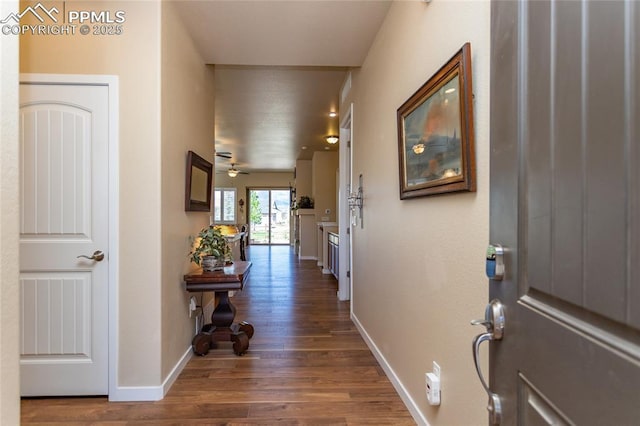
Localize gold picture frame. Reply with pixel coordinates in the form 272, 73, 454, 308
397, 43, 476, 199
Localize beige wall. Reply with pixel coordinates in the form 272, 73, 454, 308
160, 1, 215, 379
20, 1, 164, 386
311, 151, 339, 222
295, 159, 312, 202
0, 1, 20, 421
349, 1, 490, 424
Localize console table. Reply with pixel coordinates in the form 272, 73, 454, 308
184, 261, 254, 356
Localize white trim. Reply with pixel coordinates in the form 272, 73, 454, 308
109, 345, 192, 402
322, 268, 332, 274
20, 73, 120, 400
214, 187, 237, 224
298, 255, 317, 260
340, 72, 352, 104
351, 312, 429, 426
338, 104, 353, 302
162, 345, 192, 396
109, 385, 164, 402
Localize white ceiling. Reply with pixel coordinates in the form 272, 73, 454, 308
175, 0, 392, 171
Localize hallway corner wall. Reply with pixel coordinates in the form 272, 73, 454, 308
20, 1, 164, 390
0, 0, 20, 422
312, 151, 339, 223
159, 0, 216, 385
349, 1, 490, 424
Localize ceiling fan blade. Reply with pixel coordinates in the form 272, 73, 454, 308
215, 151, 232, 158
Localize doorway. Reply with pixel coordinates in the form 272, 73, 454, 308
19, 74, 118, 397
338, 103, 353, 301
486, 1, 640, 423
248, 188, 291, 245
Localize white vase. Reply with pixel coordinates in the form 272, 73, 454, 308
202, 256, 225, 272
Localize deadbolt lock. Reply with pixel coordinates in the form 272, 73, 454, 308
486, 244, 504, 281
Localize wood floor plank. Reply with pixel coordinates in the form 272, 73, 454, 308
21, 246, 415, 424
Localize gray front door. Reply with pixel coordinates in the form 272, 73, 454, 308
488, 0, 640, 423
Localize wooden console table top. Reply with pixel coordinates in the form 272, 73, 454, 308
184, 261, 251, 292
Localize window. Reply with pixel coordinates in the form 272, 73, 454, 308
214, 188, 236, 223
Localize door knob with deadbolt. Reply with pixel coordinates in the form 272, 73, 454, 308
471, 299, 505, 425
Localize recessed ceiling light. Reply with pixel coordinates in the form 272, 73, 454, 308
324, 146, 330, 150
329, 111, 337, 118
301, 146, 307, 150
445, 88, 456, 94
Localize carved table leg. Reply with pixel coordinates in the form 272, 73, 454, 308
231, 332, 249, 355
205, 291, 253, 355
192, 331, 213, 356
238, 321, 254, 339
211, 291, 236, 327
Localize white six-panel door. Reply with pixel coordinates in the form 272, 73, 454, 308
20, 81, 109, 396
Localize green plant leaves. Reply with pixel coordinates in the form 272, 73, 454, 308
188, 225, 232, 266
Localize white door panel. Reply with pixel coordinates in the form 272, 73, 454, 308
20, 82, 109, 396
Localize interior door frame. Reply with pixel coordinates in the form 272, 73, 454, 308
20, 74, 119, 399
338, 104, 353, 302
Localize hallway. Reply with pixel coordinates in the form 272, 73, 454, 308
22, 246, 415, 424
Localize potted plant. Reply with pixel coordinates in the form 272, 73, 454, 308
189, 225, 232, 271
298, 195, 314, 209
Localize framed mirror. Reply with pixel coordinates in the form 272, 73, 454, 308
185, 150, 213, 212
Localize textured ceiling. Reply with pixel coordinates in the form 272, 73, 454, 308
175, 0, 392, 171
214, 66, 347, 170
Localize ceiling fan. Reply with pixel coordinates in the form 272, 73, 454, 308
217, 163, 249, 178
215, 151, 232, 159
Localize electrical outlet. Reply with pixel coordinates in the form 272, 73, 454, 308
189, 296, 197, 318
426, 372, 440, 405
426, 361, 441, 405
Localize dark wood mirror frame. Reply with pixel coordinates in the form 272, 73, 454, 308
185, 150, 213, 212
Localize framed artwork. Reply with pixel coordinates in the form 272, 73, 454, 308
397, 42, 476, 199
185, 150, 213, 211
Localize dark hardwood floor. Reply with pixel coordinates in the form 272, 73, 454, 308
22, 245, 415, 425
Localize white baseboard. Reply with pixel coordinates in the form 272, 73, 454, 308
298, 255, 317, 260
162, 346, 193, 396
317, 261, 323, 267
109, 346, 192, 402
322, 268, 332, 274
351, 313, 429, 426
109, 385, 163, 402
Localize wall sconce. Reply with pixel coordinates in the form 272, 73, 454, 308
347, 174, 364, 229
325, 135, 339, 144
238, 198, 245, 207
